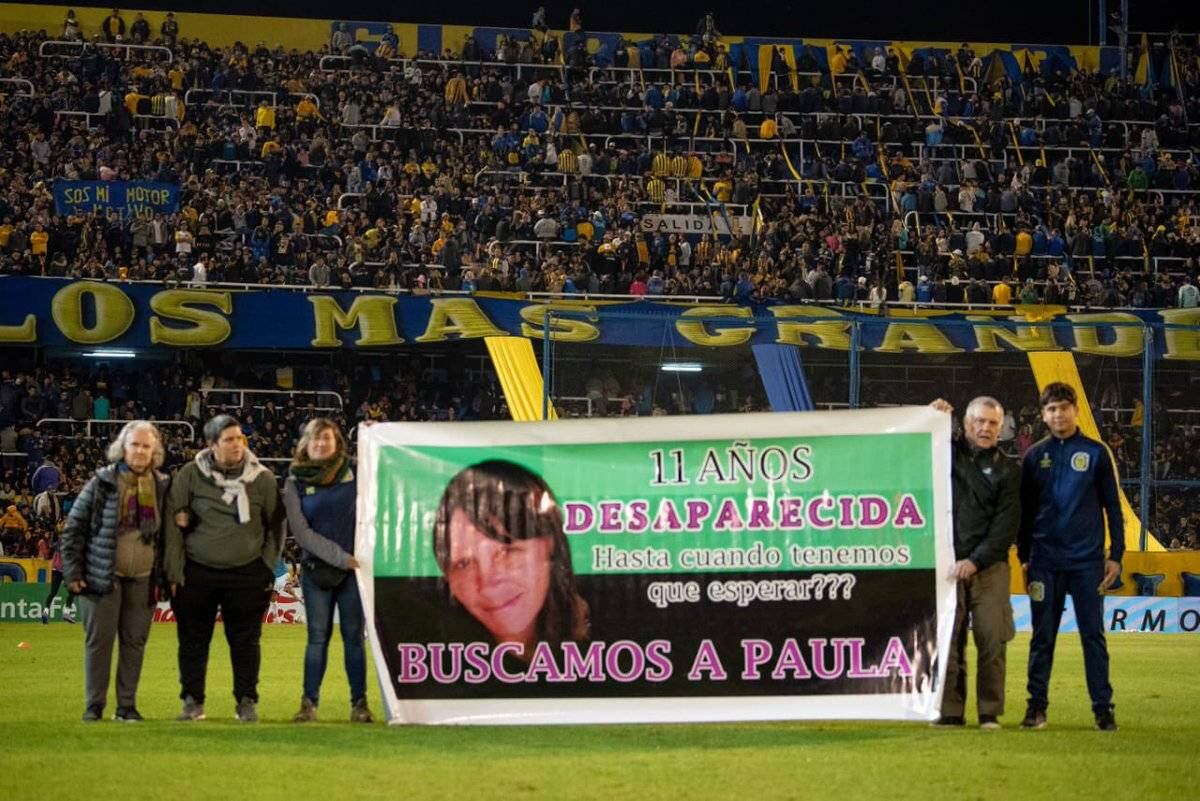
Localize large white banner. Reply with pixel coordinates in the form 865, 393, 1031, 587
357, 409, 955, 725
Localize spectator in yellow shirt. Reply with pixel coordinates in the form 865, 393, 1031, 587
992, 280, 1013, 306
645, 175, 666, 204
558, 148, 577, 174
124, 91, 144, 115
652, 151, 670, 177
1015, 228, 1033, 257
829, 47, 847, 76
30, 224, 49, 258
255, 100, 276, 131
295, 96, 320, 121
444, 73, 468, 106
713, 177, 733, 202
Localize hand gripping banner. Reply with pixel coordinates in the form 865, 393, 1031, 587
357, 409, 956, 725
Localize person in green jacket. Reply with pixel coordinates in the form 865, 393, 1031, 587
164, 414, 284, 723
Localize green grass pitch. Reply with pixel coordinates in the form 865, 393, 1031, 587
2, 625, 1196, 800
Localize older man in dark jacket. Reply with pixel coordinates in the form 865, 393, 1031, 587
930, 397, 1021, 729
61, 421, 170, 722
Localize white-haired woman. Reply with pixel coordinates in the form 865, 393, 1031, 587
61, 421, 170, 723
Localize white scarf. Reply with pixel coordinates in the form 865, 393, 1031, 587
194, 448, 267, 524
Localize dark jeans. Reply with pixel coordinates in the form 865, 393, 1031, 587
171, 559, 273, 705
1026, 561, 1113, 713
301, 570, 367, 705
45, 569, 79, 613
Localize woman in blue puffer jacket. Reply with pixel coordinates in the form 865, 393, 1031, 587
61, 421, 170, 723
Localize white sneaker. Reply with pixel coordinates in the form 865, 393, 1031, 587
63, 610, 78, 624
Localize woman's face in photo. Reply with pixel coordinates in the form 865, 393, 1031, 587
445, 508, 553, 649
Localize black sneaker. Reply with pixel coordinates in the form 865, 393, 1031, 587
81, 705, 103, 722
979, 714, 1001, 730
1095, 710, 1119, 731
931, 715, 965, 727
114, 707, 144, 723
1020, 704, 1047, 729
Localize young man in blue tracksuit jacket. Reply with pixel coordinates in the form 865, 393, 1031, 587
1018, 382, 1123, 731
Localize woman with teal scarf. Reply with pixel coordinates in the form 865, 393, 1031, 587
282, 418, 373, 723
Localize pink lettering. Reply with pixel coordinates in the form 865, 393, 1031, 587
741, 639, 774, 680
747, 498, 772, 530
808, 496, 835, 529
491, 643, 526, 683
859, 495, 889, 527
644, 640, 674, 682
770, 638, 812, 680
428, 642, 464, 683
560, 641, 607, 681
564, 502, 594, 533
651, 499, 684, 532
396, 643, 429, 683
778, 497, 806, 529
685, 499, 711, 530
524, 642, 565, 682
713, 498, 745, 531
605, 640, 645, 682
892, 494, 926, 528
687, 639, 728, 680
809, 638, 845, 680
599, 501, 622, 532
876, 636, 915, 677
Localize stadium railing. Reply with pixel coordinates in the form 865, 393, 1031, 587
37, 39, 174, 62
0, 77, 35, 97
200, 388, 345, 413
35, 418, 196, 440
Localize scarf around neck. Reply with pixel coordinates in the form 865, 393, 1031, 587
288, 453, 351, 488
118, 464, 159, 543
194, 448, 267, 524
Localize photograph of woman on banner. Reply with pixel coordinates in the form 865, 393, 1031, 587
433, 460, 589, 657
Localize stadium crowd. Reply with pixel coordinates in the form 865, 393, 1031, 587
1, 358, 1198, 558
0, 15, 1198, 306
1, 13, 1199, 556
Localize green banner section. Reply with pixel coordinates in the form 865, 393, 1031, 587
0, 583, 76, 623
374, 433, 934, 578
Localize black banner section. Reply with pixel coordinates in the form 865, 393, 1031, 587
372, 570, 937, 700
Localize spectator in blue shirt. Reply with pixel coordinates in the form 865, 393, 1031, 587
731, 84, 748, 113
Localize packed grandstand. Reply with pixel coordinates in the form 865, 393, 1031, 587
0, 8, 1198, 566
